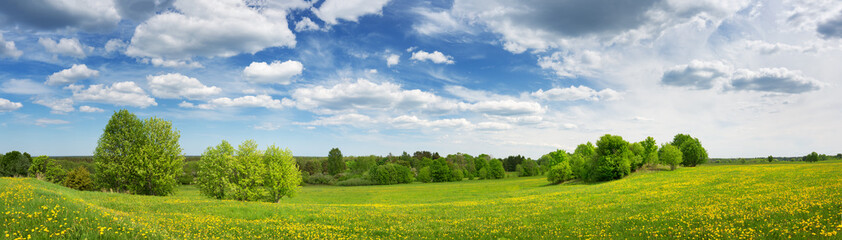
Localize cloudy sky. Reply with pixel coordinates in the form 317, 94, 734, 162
1, 0, 840, 158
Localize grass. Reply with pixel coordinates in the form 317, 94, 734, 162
2, 161, 842, 239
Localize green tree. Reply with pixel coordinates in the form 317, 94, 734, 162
547, 161, 573, 184
502, 155, 525, 172
674, 136, 708, 167
659, 144, 683, 170
487, 159, 505, 179
228, 140, 266, 201
767, 155, 774, 163
94, 110, 144, 192
574, 142, 596, 158
63, 166, 93, 191
264, 145, 301, 202
130, 117, 184, 196
416, 166, 432, 183
569, 153, 589, 180
591, 134, 633, 181
430, 158, 450, 182
629, 142, 645, 170
640, 137, 659, 166
1, 151, 32, 177
517, 160, 540, 177
327, 148, 345, 175
197, 141, 235, 199
805, 152, 819, 162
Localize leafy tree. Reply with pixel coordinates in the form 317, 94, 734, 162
659, 144, 683, 170
477, 167, 488, 180
474, 156, 488, 174
1, 151, 32, 177
574, 142, 596, 158
517, 160, 540, 177
93, 110, 183, 195
546, 150, 568, 167
640, 137, 659, 166
547, 161, 573, 184
327, 148, 345, 175
487, 159, 505, 179
502, 155, 525, 172
805, 152, 820, 162
591, 134, 633, 181
449, 162, 464, 182
416, 167, 432, 183
264, 145, 301, 202
672, 135, 708, 167
63, 166, 93, 191
228, 140, 266, 201
629, 142, 645, 170
569, 153, 589, 180
370, 163, 413, 185
348, 155, 377, 174
430, 158, 451, 182
767, 155, 774, 163
196, 141, 235, 199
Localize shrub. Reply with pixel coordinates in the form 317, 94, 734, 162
487, 159, 505, 179
305, 173, 335, 185
767, 155, 774, 163
430, 158, 451, 182
659, 144, 683, 170
477, 167, 488, 180
263, 146, 302, 202
547, 161, 573, 184
45, 164, 67, 184
569, 153, 589, 180
805, 152, 820, 162
449, 164, 464, 182
336, 178, 374, 186
672, 134, 708, 167
502, 155, 525, 172
591, 134, 633, 181
370, 163, 413, 185
417, 167, 432, 183
1, 151, 31, 177
517, 160, 539, 177
28, 155, 65, 183
93, 110, 184, 195
327, 148, 345, 175
63, 167, 93, 191
178, 161, 200, 185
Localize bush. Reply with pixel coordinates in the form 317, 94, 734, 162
93, 110, 184, 195
28, 155, 65, 183
1, 151, 31, 177
547, 162, 573, 184
569, 153, 589, 180
487, 159, 505, 179
672, 134, 708, 167
63, 167, 93, 191
45, 164, 67, 184
336, 178, 374, 186
417, 167, 432, 183
502, 155, 525, 172
370, 164, 413, 185
659, 144, 683, 170
477, 167, 488, 180
178, 161, 200, 185
517, 160, 539, 177
591, 134, 633, 182
305, 173, 335, 185
805, 152, 820, 162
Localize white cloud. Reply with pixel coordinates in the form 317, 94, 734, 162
295, 17, 320, 32
147, 58, 203, 68
70, 81, 157, 108
291, 79, 457, 114
35, 118, 70, 126
253, 122, 283, 131
147, 73, 221, 100
0, 0, 121, 31
242, 60, 304, 85
538, 50, 603, 78
386, 54, 400, 67
126, 0, 299, 61
313, 0, 391, 25
38, 38, 91, 58
197, 95, 292, 110
476, 121, 512, 131
300, 113, 376, 128
79, 105, 104, 113
0, 33, 23, 59
412, 7, 469, 36
463, 99, 544, 116
34, 98, 74, 114
1, 79, 51, 95
104, 39, 127, 53
662, 61, 823, 94
178, 101, 195, 108
661, 60, 733, 90
531, 85, 621, 102
0, 98, 23, 112
46, 64, 99, 86
742, 40, 816, 54
389, 115, 472, 129
410, 50, 454, 64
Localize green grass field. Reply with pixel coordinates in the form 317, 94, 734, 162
2, 161, 841, 239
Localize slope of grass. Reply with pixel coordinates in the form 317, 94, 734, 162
3, 161, 841, 239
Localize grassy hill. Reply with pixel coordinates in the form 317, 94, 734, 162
2, 161, 841, 239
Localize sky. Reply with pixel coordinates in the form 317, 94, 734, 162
0, 0, 841, 158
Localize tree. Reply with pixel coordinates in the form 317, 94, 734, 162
805, 152, 820, 162
629, 142, 645, 170
502, 155, 525, 172
569, 153, 589, 180
546, 150, 568, 167
29, 155, 65, 183
591, 134, 633, 181
659, 144, 683, 170
547, 161, 573, 184
63, 166, 93, 191
672, 134, 708, 167
474, 155, 489, 173
417, 167, 432, 183
1, 151, 31, 177
487, 159, 505, 179
430, 158, 450, 182
517, 160, 539, 177
93, 110, 184, 195
327, 148, 345, 175
767, 155, 774, 163
641, 137, 659, 166
574, 142, 596, 158
264, 145, 301, 202
229, 140, 266, 201
196, 141, 235, 199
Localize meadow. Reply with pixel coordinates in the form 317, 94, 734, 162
2, 160, 841, 239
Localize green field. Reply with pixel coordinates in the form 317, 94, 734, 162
2, 161, 841, 239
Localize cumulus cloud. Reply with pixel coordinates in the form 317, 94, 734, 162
817, 12, 842, 38
412, 7, 469, 36
390, 115, 472, 129
34, 98, 74, 114
0, 0, 120, 31
386, 54, 400, 67
126, 0, 299, 61
292, 79, 458, 114
662, 60, 824, 94
69, 82, 157, 108
147, 73, 221, 100
147, 58, 203, 68
531, 85, 621, 101
537, 50, 603, 78
295, 17, 320, 32
242, 60, 304, 85
410, 50, 454, 64
300, 113, 376, 128
462, 99, 544, 116
196, 95, 292, 110
742, 40, 816, 54
0, 98, 23, 112
1, 79, 51, 95
104, 39, 127, 53
313, 0, 391, 25
253, 122, 283, 131
0, 33, 22, 59
35, 118, 70, 126
79, 105, 104, 113
39, 38, 91, 58
476, 121, 512, 131
114, 0, 174, 22
46, 64, 99, 86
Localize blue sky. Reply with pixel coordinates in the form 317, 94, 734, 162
1, 0, 841, 158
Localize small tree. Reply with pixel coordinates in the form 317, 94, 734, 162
327, 148, 345, 175
659, 144, 683, 170
641, 136, 659, 166
672, 134, 708, 167
547, 161, 573, 184
264, 145, 301, 202
517, 160, 539, 177
64, 167, 93, 191
569, 153, 589, 180
805, 152, 819, 162
196, 141, 235, 199
417, 167, 432, 183
502, 155, 525, 172
430, 158, 450, 182
487, 159, 505, 179
591, 134, 633, 181
1, 151, 32, 177
767, 155, 774, 163
197, 140, 302, 202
